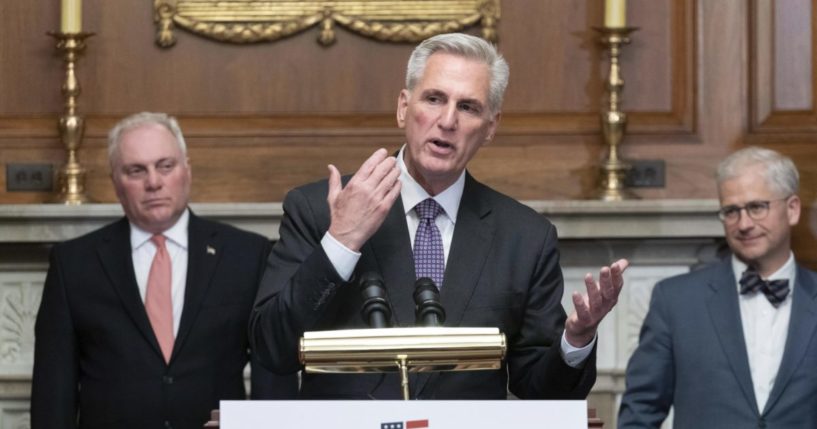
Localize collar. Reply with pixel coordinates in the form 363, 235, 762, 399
732, 252, 796, 289
130, 208, 190, 251
396, 145, 464, 223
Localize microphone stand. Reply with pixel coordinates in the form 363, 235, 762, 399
301, 276, 506, 399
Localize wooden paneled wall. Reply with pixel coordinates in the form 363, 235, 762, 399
1, 0, 816, 266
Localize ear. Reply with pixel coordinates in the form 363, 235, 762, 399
482, 111, 502, 146
110, 174, 127, 205
396, 89, 410, 129
787, 194, 801, 226
109, 163, 119, 191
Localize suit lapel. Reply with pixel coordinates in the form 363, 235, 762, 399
439, 174, 494, 326
762, 265, 817, 414
97, 218, 166, 360
706, 262, 758, 412
367, 173, 495, 329
172, 212, 222, 362
416, 174, 495, 397
367, 198, 415, 327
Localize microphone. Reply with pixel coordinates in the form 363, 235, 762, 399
359, 272, 391, 329
413, 278, 445, 327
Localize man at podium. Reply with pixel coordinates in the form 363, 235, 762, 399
251, 33, 627, 399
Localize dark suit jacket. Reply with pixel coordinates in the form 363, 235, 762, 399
618, 260, 817, 428
31, 212, 297, 429
250, 173, 595, 399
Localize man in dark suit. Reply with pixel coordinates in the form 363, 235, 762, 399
31, 112, 297, 429
619, 146, 817, 428
250, 33, 627, 399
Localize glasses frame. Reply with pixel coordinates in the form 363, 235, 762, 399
717, 196, 792, 224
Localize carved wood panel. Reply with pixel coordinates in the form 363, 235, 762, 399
0, 0, 705, 203
749, 0, 817, 140
3, 0, 817, 269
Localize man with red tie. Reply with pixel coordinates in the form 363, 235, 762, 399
31, 112, 296, 429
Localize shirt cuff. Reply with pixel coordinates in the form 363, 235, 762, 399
321, 232, 361, 282
560, 331, 597, 368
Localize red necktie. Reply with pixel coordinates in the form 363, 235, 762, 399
145, 234, 174, 363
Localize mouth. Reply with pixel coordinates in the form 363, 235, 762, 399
736, 235, 762, 245
143, 198, 170, 207
428, 138, 454, 151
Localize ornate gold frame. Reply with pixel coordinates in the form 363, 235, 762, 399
154, 0, 500, 47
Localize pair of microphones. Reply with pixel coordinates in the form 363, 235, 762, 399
359, 272, 445, 328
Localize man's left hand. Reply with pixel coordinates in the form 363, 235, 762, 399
565, 258, 629, 348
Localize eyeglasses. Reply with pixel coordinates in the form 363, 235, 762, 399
717, 197, 790, 224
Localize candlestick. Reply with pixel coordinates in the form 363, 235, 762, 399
604, 0, 627, 28
48, 31, 94, 204
61, 0, 82, 33
594, 26, 638, 201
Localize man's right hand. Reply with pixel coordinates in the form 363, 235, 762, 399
327, 148, 402, 252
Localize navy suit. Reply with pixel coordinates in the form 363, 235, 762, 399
31, 212, 297, 429
619, 260, 817, 428
251, 173, 595, 399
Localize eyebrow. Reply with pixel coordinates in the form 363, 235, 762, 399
421, 89, 485, 108
120, 157, 178, 168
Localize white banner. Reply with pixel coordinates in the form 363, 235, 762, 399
221, 400, 587, 429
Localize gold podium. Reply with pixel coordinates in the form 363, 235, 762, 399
300, 327, 507, 400
205, 327, 605, 427
205, 327, 604, 427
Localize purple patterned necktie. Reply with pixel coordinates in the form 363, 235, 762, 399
413, 198, 445, 288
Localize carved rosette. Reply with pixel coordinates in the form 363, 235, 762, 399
4, 410, 31, 429
154, 0, 500, 47
0, 281, 42, 370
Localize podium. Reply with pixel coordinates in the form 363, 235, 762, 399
205, 327, 605, 427
300, 326, 506, 399
207, 403, 604, 428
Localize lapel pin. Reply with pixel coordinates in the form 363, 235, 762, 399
206, 246, 216, 255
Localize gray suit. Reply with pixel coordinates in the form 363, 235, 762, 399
251, 172, 596, 399
618, 260, 817, 428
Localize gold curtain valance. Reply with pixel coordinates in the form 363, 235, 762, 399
154, 0, 500, 47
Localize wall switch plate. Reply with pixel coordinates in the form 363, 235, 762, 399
6, 164, 54, 192
627, 160, 666, 188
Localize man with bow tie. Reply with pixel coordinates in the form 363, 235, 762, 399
619, 146, 817, 428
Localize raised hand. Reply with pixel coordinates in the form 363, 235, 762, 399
565, 258, 629, 347
327, 148, 402, 251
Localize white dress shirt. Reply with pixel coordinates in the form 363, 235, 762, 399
321, 146, 594, 367
130, 209, 189, 336
732, 253, 795, 412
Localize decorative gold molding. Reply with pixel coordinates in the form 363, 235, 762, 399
154, 0, 500, 47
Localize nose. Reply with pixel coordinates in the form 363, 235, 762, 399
735, 208, 755, 230
437, 103, 458, 131
145, 168, 163, 191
